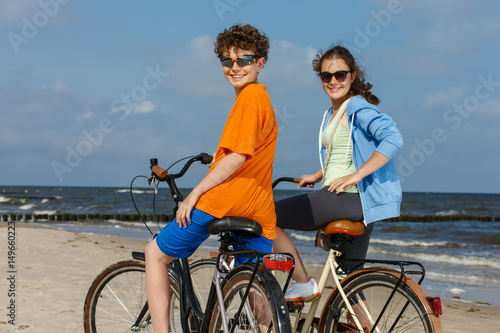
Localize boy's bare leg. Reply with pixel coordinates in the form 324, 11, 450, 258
145, 240, 175, 333
273, 227, 310, 283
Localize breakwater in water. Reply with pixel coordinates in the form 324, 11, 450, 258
2, 212, 497, 223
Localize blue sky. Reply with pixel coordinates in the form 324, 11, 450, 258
1, 0, 499, 193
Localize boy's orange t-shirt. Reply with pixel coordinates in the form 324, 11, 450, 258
196, 84, 278, 239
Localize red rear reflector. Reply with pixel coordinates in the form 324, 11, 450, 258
427, 297, 442, 316
263, 254, 294, 271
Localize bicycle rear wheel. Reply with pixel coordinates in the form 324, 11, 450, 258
209, 264, 291, 333
319, 272, 434, 333
83, 259, 181, 333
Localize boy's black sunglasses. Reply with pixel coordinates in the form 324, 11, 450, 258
319, 70, 351, 83
220, 55, 259, 68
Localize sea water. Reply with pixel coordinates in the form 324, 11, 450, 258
2, 185, 500, 306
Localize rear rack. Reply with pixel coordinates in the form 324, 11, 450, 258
339, 258, 426, 285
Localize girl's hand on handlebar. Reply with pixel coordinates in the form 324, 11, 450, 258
298, 172, 322, 189
176, 190, 201, 228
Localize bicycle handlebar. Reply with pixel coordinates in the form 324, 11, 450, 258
148, 152, 305, 215
150, 159, 168, 178
272, 177, 301, 189
148, 153, 213, 209
150, 153, 213, 180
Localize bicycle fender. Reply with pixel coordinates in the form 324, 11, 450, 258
318, 266, 442, 333
221, 264, 293, 333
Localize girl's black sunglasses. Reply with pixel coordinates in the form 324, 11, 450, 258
319, 70, 351, 83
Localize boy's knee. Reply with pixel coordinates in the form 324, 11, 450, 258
145, 240, 173, 265
145, 240, 160, 260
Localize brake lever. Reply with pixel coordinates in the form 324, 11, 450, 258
149, 175, 158, 195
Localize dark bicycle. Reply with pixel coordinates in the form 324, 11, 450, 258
83, 153, 295, 333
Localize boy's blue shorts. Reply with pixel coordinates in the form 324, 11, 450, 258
155, 208, 272, 260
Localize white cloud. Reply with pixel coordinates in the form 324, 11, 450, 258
0, 80, 112, 139
407, 1, 500, 52
162, 36, 318, 98
395, 56, 446, 78
417, 18, 500, 53
133, 100, 156, 114
76, 109, 94, 124
262, 40, 318, 94
110, 100, 157, 118
424, 86, 468, 108
0, 0, 39, 25
39, 79, 70, 92
163, 35, 229, 98
477, 99, 500, 118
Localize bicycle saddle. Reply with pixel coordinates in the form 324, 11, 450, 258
324, 220, 365, 236
207, 217, 263, 237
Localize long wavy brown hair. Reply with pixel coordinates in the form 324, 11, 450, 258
312, 45, 380, 105
214, 24, 270, 62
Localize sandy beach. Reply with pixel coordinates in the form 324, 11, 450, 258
1, 222, 498, 332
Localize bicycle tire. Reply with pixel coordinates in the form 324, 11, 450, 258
209, 264, 292, 333
319, 271, 434, 333
189, 257, 217, 310
83, 259, 181, 333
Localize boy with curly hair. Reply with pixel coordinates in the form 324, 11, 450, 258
145, 24, 277, 332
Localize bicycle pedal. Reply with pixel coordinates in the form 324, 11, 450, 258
287, 300, 305, 312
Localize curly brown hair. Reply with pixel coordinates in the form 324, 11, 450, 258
312, 45, 380, 105
214, 24, 270, 62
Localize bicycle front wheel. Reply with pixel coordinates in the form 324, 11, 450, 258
83, 259, 182, 333
320, 271, 434, 333
189, 257, 217, 310
83, 259, 151, 332
209, 265, 291, 333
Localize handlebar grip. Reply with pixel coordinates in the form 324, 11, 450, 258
200, 152, 213, 165
151, 165, 168, 178
272, 176, 303, 189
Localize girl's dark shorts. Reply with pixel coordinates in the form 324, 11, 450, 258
275, 187, 374, 272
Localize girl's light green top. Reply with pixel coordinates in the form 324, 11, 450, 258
321, 98, 358, 193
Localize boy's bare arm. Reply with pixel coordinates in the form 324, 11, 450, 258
175, 151, 246, 227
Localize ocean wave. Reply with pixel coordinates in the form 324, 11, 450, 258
435, 209, 462, 216
116, 188, 155, 194
20, 204, 39, 210
0, 196, 12, 203
426, 271, 500, 287
370, 238, 461, 248
369, 248, 500, 269
289, 232, 315, 242
33, 210, 58, 215
88, 204, 113, 211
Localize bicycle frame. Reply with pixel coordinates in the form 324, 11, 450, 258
270, 178, 439, 333
176, 249, 265, 333
132, 155, 295, 333
129, 249, 266, 333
